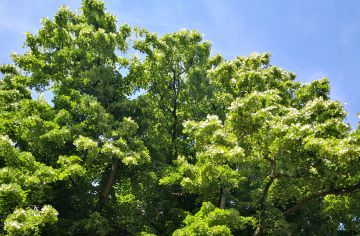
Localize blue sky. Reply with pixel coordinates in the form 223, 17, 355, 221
1, 0, 359, 128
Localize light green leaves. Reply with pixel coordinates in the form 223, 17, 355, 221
173, 202, 255, 236
4, 205, 58, 236
162, 115, 246, 199
0, 134, 84, 233
57, 155, 85, 180
0, 0, 359, 234
74, 135, 98, 151
0, 184, 26, 216
74, 117, 150, 166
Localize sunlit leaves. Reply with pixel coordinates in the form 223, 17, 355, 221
4, 205, 58, 236
0, 0, 359, 234
173, 202, 255, 236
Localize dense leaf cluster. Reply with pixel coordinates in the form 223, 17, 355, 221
1, 0, 359, 235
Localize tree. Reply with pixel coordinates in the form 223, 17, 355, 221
163, 54, 360, 235
1, 1, 149, 235
1, 0, 359, 235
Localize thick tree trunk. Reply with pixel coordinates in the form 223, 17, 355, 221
219, 188, 229, 209
96, 158, 119, 211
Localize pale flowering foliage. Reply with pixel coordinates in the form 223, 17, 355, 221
161, 115, 247, 197
0, 0, 359, 234
4, 205, 58, 236
167, 51, 360, 234
74, 117, 150, 167
0, 134, 84, 231
173, 202, 255, 236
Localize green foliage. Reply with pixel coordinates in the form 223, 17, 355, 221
173, 202, 255, 236
0, 0, 359, 235
4, 205, 58, 236
161, 115, 246, 203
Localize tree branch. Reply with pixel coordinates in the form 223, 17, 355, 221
263, 154, 273, 163
284, 181, 360, 216
253, 155, 276, 236
253, 176, 275, 236
96, 158, 119, 211
171, 67, 179, 160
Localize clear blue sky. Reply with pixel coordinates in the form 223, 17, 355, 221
1, 0, 359, 128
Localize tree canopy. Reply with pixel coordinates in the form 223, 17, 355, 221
1, 0, 359, 235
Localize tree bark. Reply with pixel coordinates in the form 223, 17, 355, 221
253, 177, 275, 236
253, 155, 276, 236
96, 158, 119, 211
219, 187, 230, 209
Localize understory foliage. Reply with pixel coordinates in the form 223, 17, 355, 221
1, 0, 360, 235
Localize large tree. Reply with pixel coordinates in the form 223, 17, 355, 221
0, 0, 359, 235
